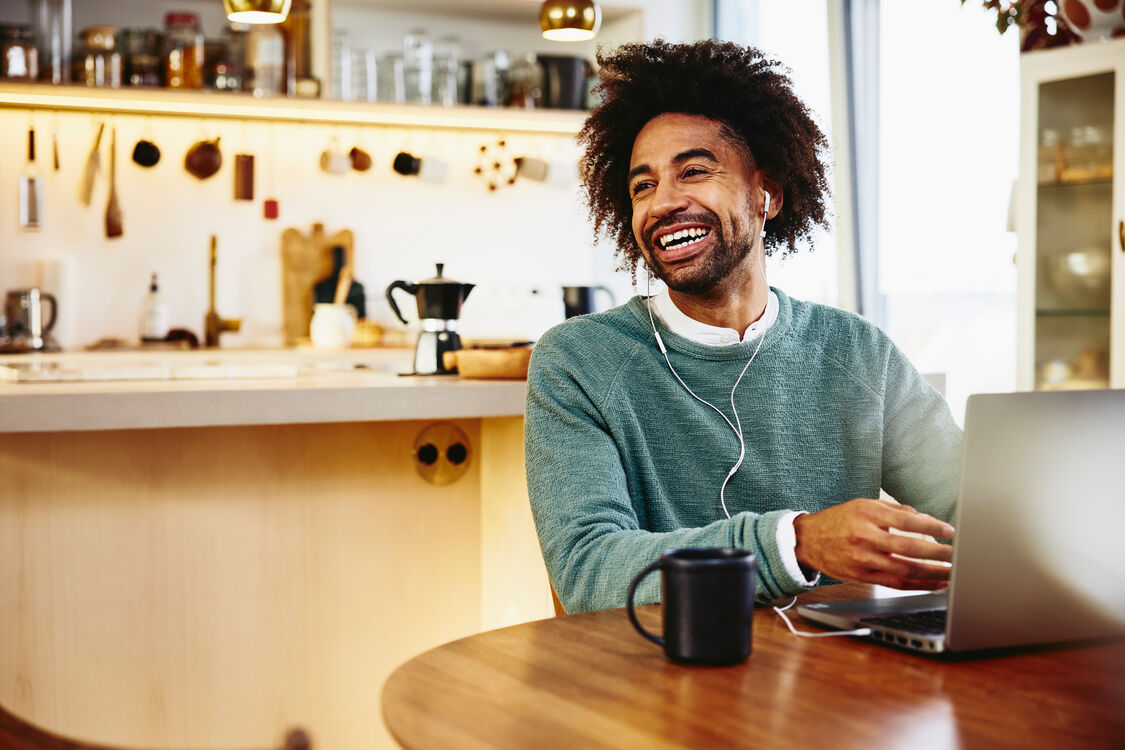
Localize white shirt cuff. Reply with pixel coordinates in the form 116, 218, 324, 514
776, 511, 821, 587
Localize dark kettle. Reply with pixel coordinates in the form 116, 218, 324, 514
386, 263, 474, 324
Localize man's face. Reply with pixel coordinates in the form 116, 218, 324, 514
628, 113, 763, 295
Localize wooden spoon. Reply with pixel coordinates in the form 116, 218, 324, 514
105, 127, 123, 238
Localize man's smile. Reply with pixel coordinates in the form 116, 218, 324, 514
657, 226, 712, 254
646, 215, 719, 264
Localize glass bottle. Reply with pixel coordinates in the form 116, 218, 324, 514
431, 35, 460, 107
402, 28, 432, 105
163, 11, 203, 89
245, 23, 284, 97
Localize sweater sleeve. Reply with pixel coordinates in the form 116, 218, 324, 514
879, 343, 962, 525
524, 333, 812, 614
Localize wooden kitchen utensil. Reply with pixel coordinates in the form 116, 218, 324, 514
280, 223, 354, 345
78, 121, 104, 206
105, 127, 123, 238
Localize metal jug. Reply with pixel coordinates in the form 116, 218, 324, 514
3, 287, 58, 351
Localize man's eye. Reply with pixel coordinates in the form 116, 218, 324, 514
683, 167, 708, 178
631, 181, 654, 196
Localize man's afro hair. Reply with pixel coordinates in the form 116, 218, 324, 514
578, 39, 832, 279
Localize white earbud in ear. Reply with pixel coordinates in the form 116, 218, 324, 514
761, 191, 771, 238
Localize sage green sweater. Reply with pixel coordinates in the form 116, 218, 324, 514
524, 288, 961, 614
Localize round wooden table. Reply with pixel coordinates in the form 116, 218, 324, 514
382, 583, 1125, 749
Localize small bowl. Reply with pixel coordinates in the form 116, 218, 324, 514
442, 347, 532, 379
1050, 247, 1110, 307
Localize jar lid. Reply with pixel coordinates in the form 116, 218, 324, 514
0, 24, 35, 41
164, 12, 201, 26
81, 26, 118, 50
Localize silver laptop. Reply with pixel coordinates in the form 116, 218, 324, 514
798, 389, 1125, 654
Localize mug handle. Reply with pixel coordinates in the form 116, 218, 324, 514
626, 559, 664, 647
40, 293, 57, 333
595, 285, 616, 308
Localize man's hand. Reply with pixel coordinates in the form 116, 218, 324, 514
793, 499, 955, 590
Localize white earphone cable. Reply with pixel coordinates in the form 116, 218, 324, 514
646, 191, 771, 519
772, 597, 874, 638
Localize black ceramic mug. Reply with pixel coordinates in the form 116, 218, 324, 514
626, 548, 756, 666
562, 285, 615, 318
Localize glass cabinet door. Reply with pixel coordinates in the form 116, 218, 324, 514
1033, 71, 1115, 390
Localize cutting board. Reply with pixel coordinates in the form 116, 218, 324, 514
280, 223, 353, 346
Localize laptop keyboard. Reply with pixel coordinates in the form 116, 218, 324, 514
860, 609, 947, 635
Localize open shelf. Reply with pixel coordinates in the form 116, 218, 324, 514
0, 82, 587, 134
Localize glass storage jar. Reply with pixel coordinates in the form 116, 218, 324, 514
245, 23, 284, 97
120, 27, 162, 87
163, 11, 203, 89
76, 26, 122, 87
1, 25, 39, 80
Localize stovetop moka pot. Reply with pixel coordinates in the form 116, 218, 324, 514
386, 264, 475, 374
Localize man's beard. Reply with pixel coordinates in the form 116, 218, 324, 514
643, 211, 753, 295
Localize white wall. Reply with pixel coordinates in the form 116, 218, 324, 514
0, 110, 600, 348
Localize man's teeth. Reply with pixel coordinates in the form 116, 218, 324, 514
659, 227, 710, 249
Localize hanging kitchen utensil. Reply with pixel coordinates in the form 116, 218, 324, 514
19, 127, 44, 230
393, 151, 448, 183
319, 134, 349, 174
263, 123, 279, 220
78, 121, 104, 206
51, 114, 60, 171
473, 139, 517, 192
185, 135, 222, 180
349, 146, 372, 172
132, 140, 160, 167
234, 153, 254, 200
105, 126, 123, 238
132, 117, 161, 167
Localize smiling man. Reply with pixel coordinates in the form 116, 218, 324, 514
525, 40, 962, 614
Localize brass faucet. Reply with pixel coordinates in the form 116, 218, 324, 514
205, 234, 242, 348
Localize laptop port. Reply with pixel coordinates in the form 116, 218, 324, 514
911, 640, 923, 648
895, 636, 907, 645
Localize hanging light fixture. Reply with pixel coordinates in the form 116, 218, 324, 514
539, 0, 602, 41
223, 0, 292, 24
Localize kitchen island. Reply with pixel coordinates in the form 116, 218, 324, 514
0, 349, 551, 750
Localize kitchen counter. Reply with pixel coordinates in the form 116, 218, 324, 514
0, 348, 527, 433
0, 348, 548, 750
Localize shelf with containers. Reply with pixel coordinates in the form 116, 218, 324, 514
1016, 37, 1125, 391
0, 0, 655, 134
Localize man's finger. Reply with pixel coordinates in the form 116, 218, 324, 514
885, 535, 954, 563
881, 507, 955, 539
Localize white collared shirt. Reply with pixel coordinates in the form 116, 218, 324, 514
649, 288, 818, 588
651, 288, 779, 345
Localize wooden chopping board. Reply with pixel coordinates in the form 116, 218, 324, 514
280, 223, 353, 346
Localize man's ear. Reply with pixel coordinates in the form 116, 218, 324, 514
761, 177, 783, 219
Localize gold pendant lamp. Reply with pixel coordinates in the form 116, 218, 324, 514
223, 0, 292, 24
539, 0, 602, 41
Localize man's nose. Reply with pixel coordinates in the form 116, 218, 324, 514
649, 179, 690, 219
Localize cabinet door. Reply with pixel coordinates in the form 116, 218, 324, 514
1018, 40, 1123, 391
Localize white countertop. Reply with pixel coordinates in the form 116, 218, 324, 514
0, 349, 528, 433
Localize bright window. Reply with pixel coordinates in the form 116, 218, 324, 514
878, 0, 1020, 421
